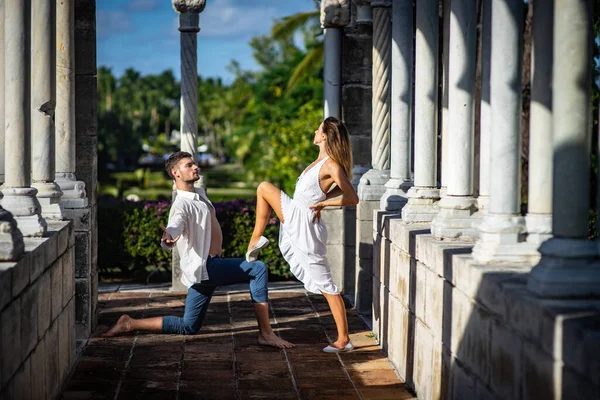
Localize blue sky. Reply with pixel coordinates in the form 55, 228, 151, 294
97, 0, 317, 83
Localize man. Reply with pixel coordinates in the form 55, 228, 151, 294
104, 151, 294, 349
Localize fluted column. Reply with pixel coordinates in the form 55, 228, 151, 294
32, 0, 64, 220
402, 0, 440, 222
322, 0, 349, 119
55, 0, 87, 208
528, 0, 600, 297
431, 0, 479, 240
473, 0, 537, 263
2, 0, 47, 237
380, 0, 413, 211
358, 0, 391, 201
526, 0, 553, 245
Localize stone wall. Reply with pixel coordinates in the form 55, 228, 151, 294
0, 222, 75, 399
373, 213, 600, 400
72, 0, 98, 343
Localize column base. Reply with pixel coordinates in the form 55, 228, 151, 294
357, 169, 390, 201
0, 207, 24, 260
0, 187, 47, 237
33, 181, 65, 220
472, 213, 539, 264
380, 178, 412, 211
430, 195, 479, 240
56, 173, 88, 208
477, 195, 489, 214
401, 186, 440, 222
352, 165, 371, 189
526, 213, 552, 246
527, 238, 600, 297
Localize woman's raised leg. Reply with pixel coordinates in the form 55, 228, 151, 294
247, 181, 285, 251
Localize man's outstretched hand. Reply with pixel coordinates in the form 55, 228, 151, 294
160, 226, 180, 247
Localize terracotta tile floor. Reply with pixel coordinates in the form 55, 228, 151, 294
60, 286, 415, 399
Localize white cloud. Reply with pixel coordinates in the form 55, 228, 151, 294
97, 11, 133, 39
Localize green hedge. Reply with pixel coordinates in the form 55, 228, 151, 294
98, 197, 292, 281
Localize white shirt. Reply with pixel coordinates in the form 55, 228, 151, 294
161, 188, 216, 288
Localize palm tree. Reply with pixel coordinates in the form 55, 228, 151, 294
271, 5, 322, 90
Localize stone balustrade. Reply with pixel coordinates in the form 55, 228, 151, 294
0, 222, 75, 399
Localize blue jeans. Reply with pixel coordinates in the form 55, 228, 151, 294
162, 257, 268, 335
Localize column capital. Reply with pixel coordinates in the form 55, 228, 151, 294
172, 0, 206, 14
320, 0, 350, 29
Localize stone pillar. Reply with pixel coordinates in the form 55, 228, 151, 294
341, 0, 372, 304
172, 0, 206, 291
73, 0, 98, 342
528, 0, 600, 297
402, 0, 440, 222
358, 0, 391, 200
0, 3, 24, 262
2, 0, 47, 237
32, 0, 64, 220
477, 0, 492, 212
380, 0, 413, 211
322, 1, 349, 119
173, 0, 205, 162
526, 0, 553, 245
472, 0, 537, 263
440, 0, 451, 198
0, 0, 4, 187
56, 0, 87, 208
355, 0, 390, 316
430, 0, 479, 240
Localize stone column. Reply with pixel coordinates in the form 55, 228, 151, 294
322, 1, 349, 119
2, 0, 47, 237
172, 0, 206, 292
528, 0, 600, 297
402, 0, 440, 222
472, 0, 537, 263
430, 0, 479, 240
0, 0, 4, 187
440, 0, 451, 198
341, 0, 372, 304
32, 0, 64, 220
526, 0, 553, 245
477, 0, 492, 212
173, 0, 205, 163
355, 0, 390, 316
56, 0, 87, 208
358, 0, 391, 201
380, 0, 413, 211
0, 3, 23, 258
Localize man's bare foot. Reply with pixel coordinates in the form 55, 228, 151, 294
103, 315, 133, 337
258, 333, 295, 349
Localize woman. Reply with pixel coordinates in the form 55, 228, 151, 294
245, 117, 359, 353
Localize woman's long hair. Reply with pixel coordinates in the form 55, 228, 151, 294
322, 117, 353, 180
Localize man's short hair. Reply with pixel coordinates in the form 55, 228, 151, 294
165, 151, 193, 179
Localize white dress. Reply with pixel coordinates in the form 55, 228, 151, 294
279, 156, 339, 295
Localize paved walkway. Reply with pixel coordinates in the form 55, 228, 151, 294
60, 284, 415, 399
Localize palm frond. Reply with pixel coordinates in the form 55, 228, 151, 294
272, 11, 320, 40
287, 43, 324, 90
